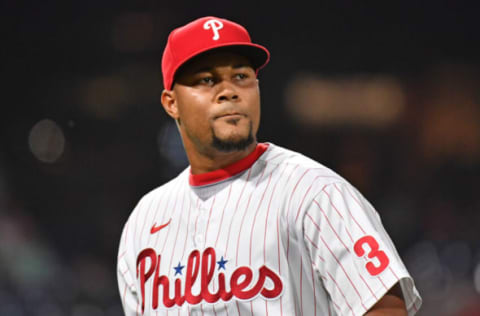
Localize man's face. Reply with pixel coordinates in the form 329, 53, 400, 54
169, 51, 261, 154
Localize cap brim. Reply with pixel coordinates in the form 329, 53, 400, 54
172, 42, 270, 85
212, 43, 270, 70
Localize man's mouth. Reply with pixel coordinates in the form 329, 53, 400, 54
215, 112, 245, 119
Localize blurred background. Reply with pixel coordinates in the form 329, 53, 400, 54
2, 1, 480, 315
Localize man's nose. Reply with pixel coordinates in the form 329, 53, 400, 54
216, 80, 239, 103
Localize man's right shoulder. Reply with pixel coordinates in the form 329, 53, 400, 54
130, 168, 189, 215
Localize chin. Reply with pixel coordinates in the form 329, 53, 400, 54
211, 130, 254, 152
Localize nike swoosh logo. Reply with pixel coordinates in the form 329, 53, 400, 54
150, 218, 172, 234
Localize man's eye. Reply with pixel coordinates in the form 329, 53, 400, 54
199, 77, 214, 85
235, 73, 248, 80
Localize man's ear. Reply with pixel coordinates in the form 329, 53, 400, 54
160, 89, 179, 120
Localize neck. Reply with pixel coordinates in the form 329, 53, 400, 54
186, 141, 258, 175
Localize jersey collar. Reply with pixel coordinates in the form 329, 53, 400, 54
189, 143, 269, 186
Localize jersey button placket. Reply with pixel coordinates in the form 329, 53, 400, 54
193, 206, 207, 248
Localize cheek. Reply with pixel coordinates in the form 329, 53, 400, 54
247, 93, 261, 129
176, 92, 213, 133
177, 90, 208, 119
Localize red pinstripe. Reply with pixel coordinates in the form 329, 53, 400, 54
328, 294, 339, 316
153, 182, 181, 247
306, 213, 321, 232
272, 163, 295, 275
276, 212, 284, 316
167, 189, 187, 276
389, 266, 400, 283
193, 197, 201, 242
307, 220, 377, 304
320, 187, 344, 220
180, 198, 193, 259
358, 273, 378, 300
312, 200, 351, 253
236, 301, 241, 316
214, 184, 232, 248
305, 233, 320, 250
160, 186, 184, 252
287, 169, 311, 214
331, 183, 367, 235
378, 276, 388, 290
321, 188, 355, 243
331, 184, 403, 305
249, 168, 272, 265
224, 168, 252, 256
139, 196, 156, 244
294, 178, 325, 223
146, 191, 167, 246
235, 166, 265, 265
286, 168, 311, 259
319, 274, 337, 315
118, 250, 126, 260
327, 271, 354, 314
264, 164, 288, 262
265, 152, 284, 162
150, 186, 172, 246
276, 213, 281, 274
320, 236, 368, 312
204, 195, 216, 244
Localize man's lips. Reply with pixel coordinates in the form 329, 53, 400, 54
214, 113, 245, 119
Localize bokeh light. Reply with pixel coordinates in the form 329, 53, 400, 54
28, 119, 65, 163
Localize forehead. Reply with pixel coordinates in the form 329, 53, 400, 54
176, 50, 254, 76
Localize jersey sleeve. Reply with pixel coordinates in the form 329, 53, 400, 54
117, 219, 140, 316
302, 181, 422, 315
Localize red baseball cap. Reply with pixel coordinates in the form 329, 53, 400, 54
161, 16, 270, 90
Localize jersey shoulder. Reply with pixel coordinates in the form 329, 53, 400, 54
125, 167, 189, 224
259, 143, 362, 221
260, 142, 347, 187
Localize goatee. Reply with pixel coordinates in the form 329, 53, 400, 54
211, 122, 254, 152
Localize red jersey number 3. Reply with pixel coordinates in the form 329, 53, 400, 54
353, 235, 390, 276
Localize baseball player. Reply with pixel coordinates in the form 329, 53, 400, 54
117, 16, 422, 316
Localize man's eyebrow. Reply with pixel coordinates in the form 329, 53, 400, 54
192, 66, 213, 74
233, 63, 252, 69
191, 63, 252, 74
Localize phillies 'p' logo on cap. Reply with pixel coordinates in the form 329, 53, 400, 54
161, 16, 270, 90
203, 19, 224, 40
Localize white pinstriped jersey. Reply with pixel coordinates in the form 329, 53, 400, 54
117, 143, 422, 316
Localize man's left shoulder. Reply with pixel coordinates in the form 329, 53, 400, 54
262, 143, 345, 186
